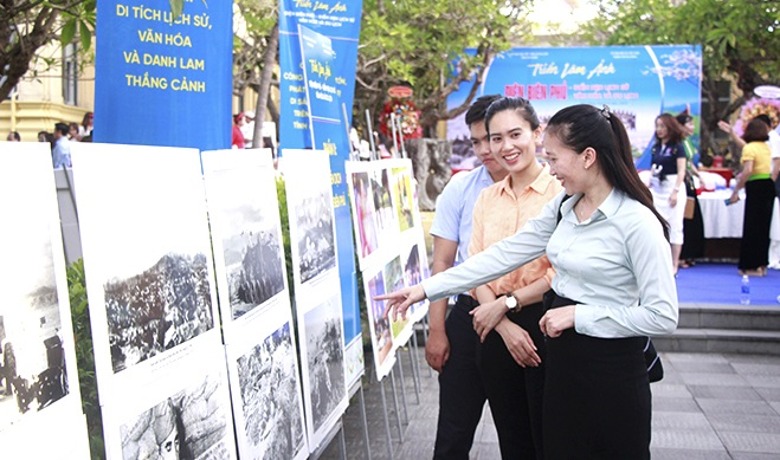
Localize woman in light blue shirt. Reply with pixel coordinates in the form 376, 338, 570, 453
379, 104, 678, 459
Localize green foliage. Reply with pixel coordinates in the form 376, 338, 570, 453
276, 176, 295, 303
356, 0, 534, 130
59, 0, 97, 50
66, 259, 105, 460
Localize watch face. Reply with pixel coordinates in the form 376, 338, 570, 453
505, 295, 517, 309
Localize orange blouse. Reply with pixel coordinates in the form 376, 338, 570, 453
468, 165, 562, 297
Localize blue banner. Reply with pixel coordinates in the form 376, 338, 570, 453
279, 0, 363, 347
94, 1, 232, 150
446, 45, 702, 170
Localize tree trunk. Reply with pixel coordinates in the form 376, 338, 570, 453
252, 23, 279, 148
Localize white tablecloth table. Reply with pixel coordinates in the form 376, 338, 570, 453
697, 189, 780, 266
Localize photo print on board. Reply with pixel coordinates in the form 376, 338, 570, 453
104, 252, 214, 373
370, 168, 396, 242
201, 152, 287, 320
1, 228, 69, 429
0, 147, 77, 431
364, 270, 393, 376
392, 166, 415, 232
293, 190, 337, 284
69, 145, 219, 379
236, 322, 306, 459
303, 296, 346, 435
383, 256, 409, 342
119, 372, 230, 460
350, 171, 379, 259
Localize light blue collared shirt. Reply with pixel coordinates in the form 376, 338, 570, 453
52, 137, 72, 168
429, 165, 495, 265
422, 189, 679, 338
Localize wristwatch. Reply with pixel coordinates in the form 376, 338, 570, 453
503, 293, 520, 312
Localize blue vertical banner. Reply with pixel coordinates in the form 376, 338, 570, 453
279, 0, 364, 363
94, 1, 232, 150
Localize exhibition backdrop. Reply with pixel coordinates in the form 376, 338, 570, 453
446, 45, 703, 170
279, 0, 364, 380
94, 1, 233, 150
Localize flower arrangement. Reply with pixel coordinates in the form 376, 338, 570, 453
378, 96, 423, 142
734, 97, 780, 136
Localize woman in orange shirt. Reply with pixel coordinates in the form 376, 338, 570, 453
468, 97, 562, 459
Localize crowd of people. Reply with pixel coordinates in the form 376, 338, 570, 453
4, 111, 94, 169
377, 94, 780, 460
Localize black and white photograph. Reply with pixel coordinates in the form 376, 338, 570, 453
302, 296, 347, 441
119, 372, 231, 460
202, 151, 287, 321
71, 144, 220, 387
104, 252, 214, 373
1, 146, 79, 433
284, 150, 338, 286
236, 322, 306, 460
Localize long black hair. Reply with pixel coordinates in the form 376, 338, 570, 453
546, 104, 669, 240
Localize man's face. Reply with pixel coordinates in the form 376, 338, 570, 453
469, 120, 505, 178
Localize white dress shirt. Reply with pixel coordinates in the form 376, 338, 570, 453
421, 189, 679, 338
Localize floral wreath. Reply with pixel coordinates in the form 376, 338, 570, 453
734, 97, 780, 136
379, 97, 423, 141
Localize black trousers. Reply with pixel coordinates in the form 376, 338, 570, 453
543, 327, 651, 459
739, 178, 775, 270
433, 295, 486, 460
478, 302, 545, 460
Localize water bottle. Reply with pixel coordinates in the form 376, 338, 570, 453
740, 275, 750, 305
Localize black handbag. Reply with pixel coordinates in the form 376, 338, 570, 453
544, 195, 664, 383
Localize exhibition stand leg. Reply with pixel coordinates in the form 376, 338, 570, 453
395, 354, 410, 424
379, 378, 395, 459
358, 384, 373, 460
338, 424, 348, 460
389, 369, 405, 441
407, 336, 421, 404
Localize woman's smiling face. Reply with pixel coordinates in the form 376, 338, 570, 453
487, 109, 541, 174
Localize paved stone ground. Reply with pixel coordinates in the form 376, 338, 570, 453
319, 347, 780, 459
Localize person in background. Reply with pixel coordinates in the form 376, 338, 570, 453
719, 115, 780, 269
468, 97, 561, 459
241, 110, 255, 147
728, 119, 775, 276
650, 113, 687, 275
231, 113, 246, 149
675, 111, 705, 268
425, 94, 506, 459
6, 131, 20, 141
52, 122, 72, 168
79, 112, 94, 138
38, 131, 53, 144
68, 122, 81, 141
379, 104, 678, 460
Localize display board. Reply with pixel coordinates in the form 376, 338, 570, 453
226, 305, 308, 460
446, 45, 703, 169
201, 149, 289, 336
345, 159, 430, 379
282, 150, 348, 451
279, 0, 365, 389
101, 348, 236, 459
0, 143, 88, 458
201, 148, 308, 459
70, 144, 225, 402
